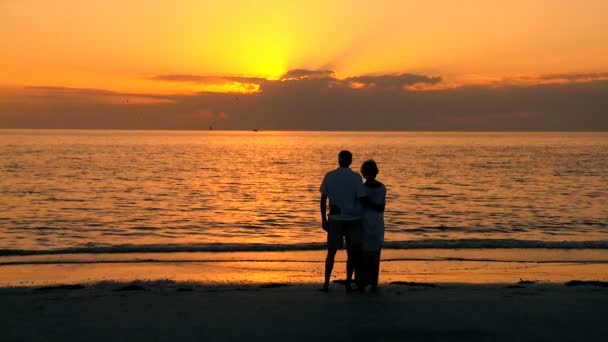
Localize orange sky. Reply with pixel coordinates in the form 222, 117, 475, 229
1, 0, 608, 94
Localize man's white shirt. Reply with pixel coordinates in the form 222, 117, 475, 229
320, 167, 364, 221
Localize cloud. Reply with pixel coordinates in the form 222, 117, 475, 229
537, 72, 608, 82
280, 69, 335, 80
2, 72, 608, 131
22, 86, 175, 104
150, 75, 267, 84
25, 86, 117, 96
149, 69, 442, 93
342, 74, 442, 89
150, 75, 265, 93
461, 72, 608, 88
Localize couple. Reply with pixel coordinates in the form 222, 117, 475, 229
320, 150, 386, 293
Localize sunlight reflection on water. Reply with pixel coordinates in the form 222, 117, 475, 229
1, 130, 607, 251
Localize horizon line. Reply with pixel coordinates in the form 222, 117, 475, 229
1, 128, 607, 133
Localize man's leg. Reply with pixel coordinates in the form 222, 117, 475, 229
323, 248, 337, 291
345, 247, 361, 292
323, 220, 341, 291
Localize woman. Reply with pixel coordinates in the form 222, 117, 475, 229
359, 160, 386, 293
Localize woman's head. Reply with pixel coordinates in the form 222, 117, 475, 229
361, 159, 379, 180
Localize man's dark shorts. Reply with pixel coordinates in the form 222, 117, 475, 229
327, 218, 363, 250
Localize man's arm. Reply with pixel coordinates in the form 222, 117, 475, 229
320, 194, 329, 231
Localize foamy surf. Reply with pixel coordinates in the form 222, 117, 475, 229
2, 239, 608, 256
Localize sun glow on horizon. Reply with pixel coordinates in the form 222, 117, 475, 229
243, 43, 288, 81
1, 0, 608, 95
196, 82, 261, 94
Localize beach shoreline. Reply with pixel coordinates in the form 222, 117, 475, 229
2, 249, 608, 287
3, 249, 608, 341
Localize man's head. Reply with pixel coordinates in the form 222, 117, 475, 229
361, 159, 379, 180
338, 150, 353, 167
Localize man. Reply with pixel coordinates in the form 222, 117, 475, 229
319, 150, 363, 292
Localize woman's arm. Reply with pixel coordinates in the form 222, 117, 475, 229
360, 196, 385, 212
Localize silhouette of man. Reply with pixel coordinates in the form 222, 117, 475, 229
320, 150, 363, 292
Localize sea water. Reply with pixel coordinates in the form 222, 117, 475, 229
1, 130, 607, 255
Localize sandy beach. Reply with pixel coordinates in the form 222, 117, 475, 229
2, 249, 608, 341
2, 280, 608, 342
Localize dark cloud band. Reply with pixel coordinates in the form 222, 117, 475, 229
2, 71, 607, 131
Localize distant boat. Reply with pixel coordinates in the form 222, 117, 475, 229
252, 129, 259, 132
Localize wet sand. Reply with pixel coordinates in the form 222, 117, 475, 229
2, 280, 608, 342
2, 249, 608, 286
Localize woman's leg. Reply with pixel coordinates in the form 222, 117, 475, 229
371, 249, 381, 292
345, 247, 355, 290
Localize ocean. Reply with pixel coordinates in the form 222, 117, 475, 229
1, 130, 607, 254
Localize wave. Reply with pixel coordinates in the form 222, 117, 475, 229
3, 257, 608, 267
2, 239, 608, 256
